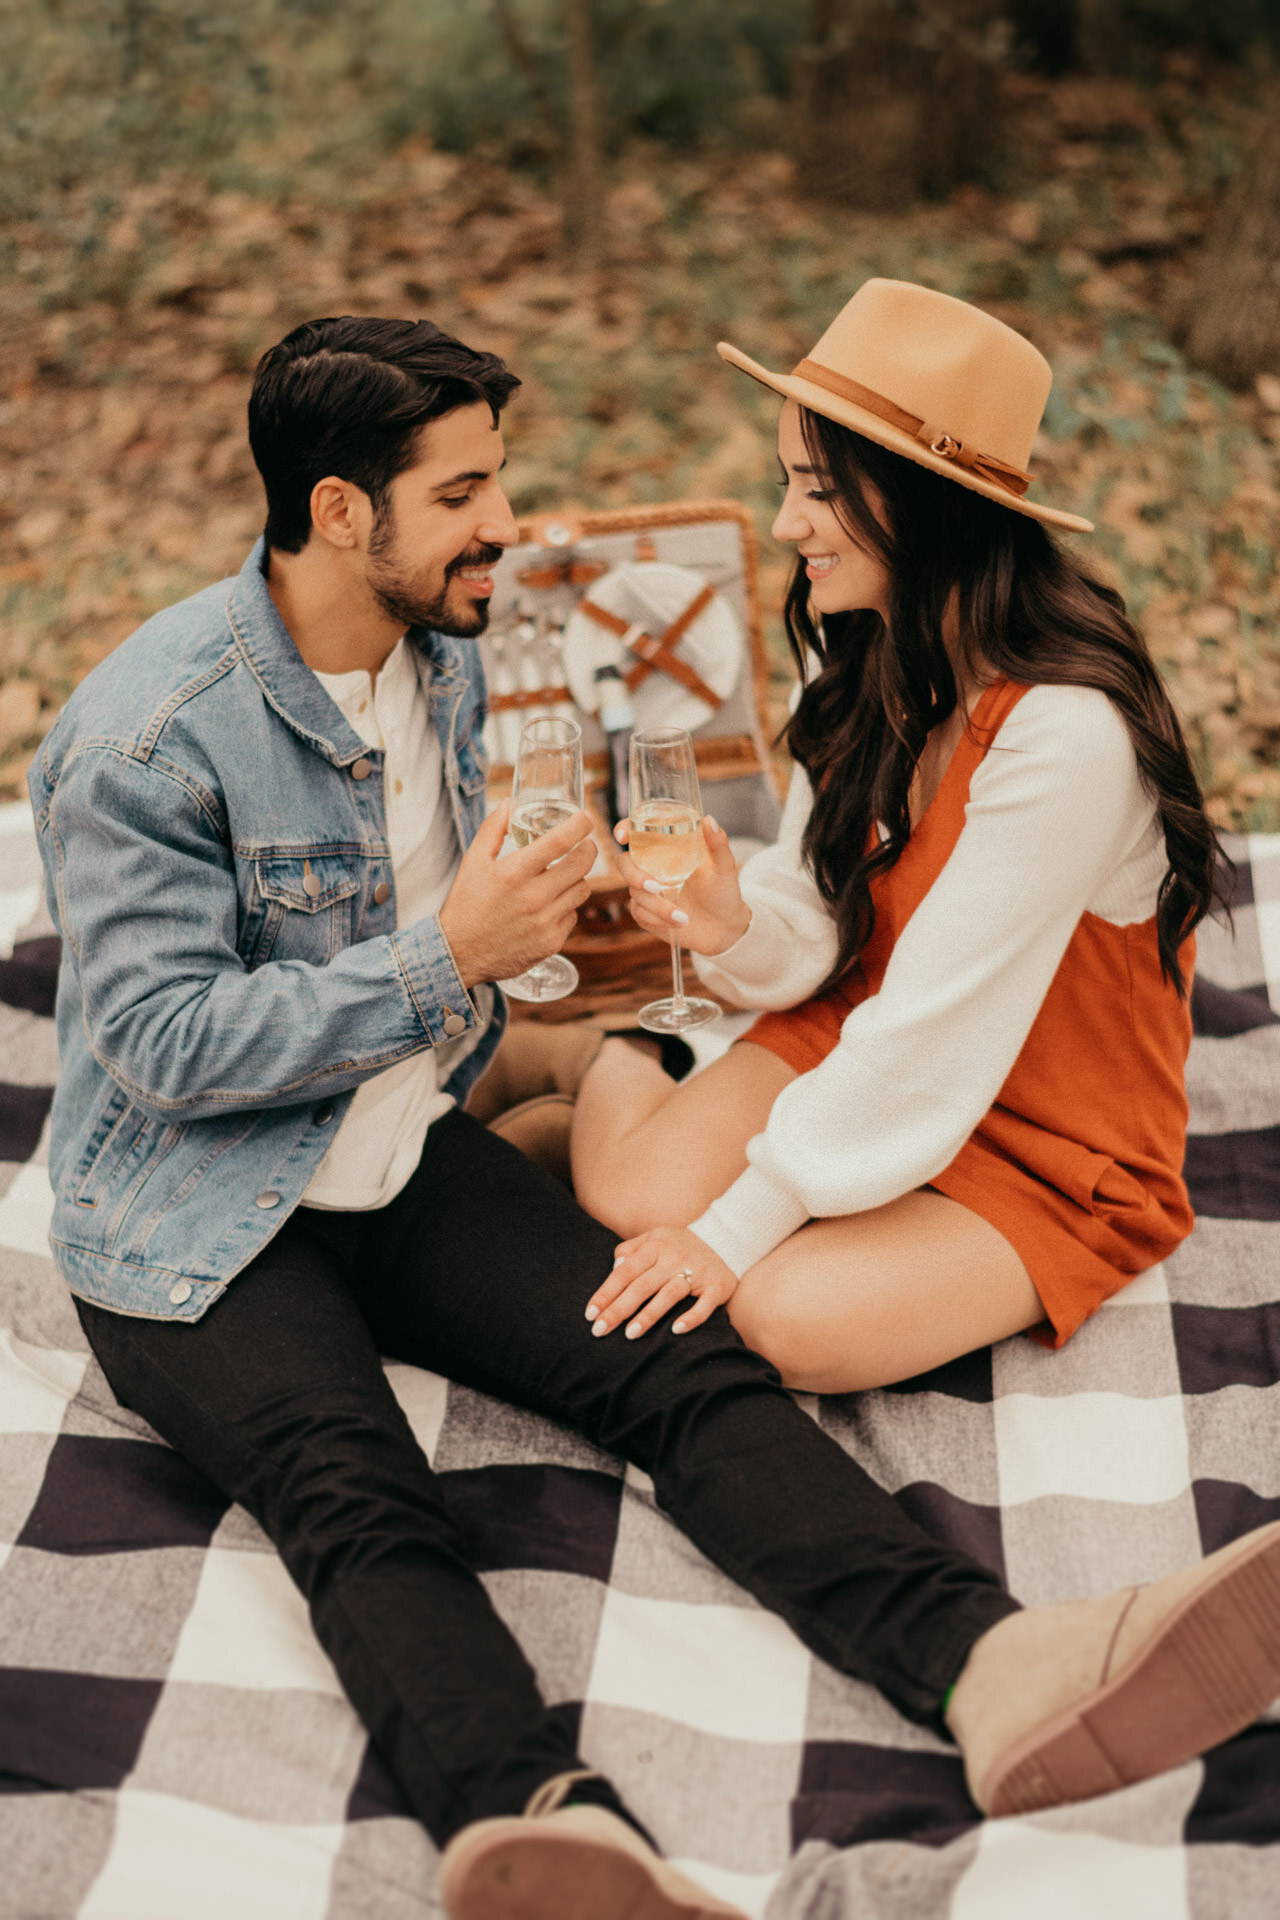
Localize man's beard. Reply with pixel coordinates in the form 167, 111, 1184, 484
367, 518, 505, 638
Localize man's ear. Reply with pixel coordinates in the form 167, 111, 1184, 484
310, 476, 370, 551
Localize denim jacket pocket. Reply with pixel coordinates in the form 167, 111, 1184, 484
72, 1084, 136, 1207
243, 853, 361, 967
72, 1081, 180, 1233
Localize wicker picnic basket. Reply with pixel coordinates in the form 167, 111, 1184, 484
477, 499, 782, 1019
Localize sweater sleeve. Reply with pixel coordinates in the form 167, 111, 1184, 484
690, 685, 1159, 1275
693, 761, 839, 1008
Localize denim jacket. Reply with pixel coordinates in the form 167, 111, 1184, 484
28, 542, 504, 1321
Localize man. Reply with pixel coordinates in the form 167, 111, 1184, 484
30, 316, 1280, 1920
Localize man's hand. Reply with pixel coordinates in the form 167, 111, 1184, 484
440, 801, 596, 987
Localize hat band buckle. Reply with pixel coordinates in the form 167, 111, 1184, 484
792, 357, 1033, 500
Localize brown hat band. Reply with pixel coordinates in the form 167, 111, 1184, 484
792, 357, 1033, 499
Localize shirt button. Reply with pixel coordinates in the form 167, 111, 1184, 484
442, 1012, 467, 1037
302, 870, 322, 899
373, 881, 391, 905
350, 758, 373, 781
169, 1281, 193, 1305
256, 1190, 282, 1209
313, 1105, 334, 1126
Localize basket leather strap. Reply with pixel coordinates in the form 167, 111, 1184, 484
514, 559, 608, 590
488, 684, 574, 712
578, 584, 723, 710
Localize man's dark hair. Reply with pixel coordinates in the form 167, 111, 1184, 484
248, 316, 521, 553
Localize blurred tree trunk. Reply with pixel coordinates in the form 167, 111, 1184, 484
564, 0, 605, 269
791, 0, 1010, 208
1186, 103, 1280, 389
493, 0, 558, 136
1007, 0, 1078, 75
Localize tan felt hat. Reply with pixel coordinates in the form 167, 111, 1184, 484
718, 278, 1093, 534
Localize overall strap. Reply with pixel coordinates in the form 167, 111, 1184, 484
947, 676, 1034, 795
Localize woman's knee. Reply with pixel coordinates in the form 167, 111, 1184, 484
568, 1148, 654, 1237
728, 1280, 817, 1389
729, 1265, 889, 1393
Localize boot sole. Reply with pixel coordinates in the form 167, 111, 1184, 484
983, 1520, 1280, 1816
439, 1823, 741, 1919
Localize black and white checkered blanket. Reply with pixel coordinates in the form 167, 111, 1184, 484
2, 797, 1278, 1918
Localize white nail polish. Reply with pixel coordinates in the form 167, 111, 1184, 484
672, 910, 689, 926
585, 1303, 598, 1320
592, 1319, 608, 1337
643, 879, 661, 895
625, 1323, 642, 1340
672, 1319, 686, 1335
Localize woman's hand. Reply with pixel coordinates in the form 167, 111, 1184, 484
614, 814, 751, 956
586, 1227, 739, 1340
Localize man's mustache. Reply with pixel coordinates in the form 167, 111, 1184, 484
448, 544, 505, 576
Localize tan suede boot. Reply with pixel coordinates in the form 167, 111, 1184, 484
438, 1772, 749, 1919
947, 1519, 1280, 1817
465, 1023, 607, 1126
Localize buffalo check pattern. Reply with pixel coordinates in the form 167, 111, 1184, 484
2, 794, 1279, 1919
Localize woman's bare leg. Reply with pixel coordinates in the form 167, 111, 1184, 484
572, 1039, 1042, 1387
730, 1189, 1043, 1393
570, 1039, 796, 1235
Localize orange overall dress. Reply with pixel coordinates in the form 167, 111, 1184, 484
744, 677, 1195, 1346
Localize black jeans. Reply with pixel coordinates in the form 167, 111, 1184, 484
75, 1109, 1017, 1846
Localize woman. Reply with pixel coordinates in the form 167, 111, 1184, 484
571, 278, 1225, 1391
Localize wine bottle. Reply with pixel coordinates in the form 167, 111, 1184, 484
594, 663, 634, 828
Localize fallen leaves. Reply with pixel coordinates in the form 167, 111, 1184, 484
0, 67, 1276, 823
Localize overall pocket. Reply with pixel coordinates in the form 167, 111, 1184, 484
1046, 1137, 1147, 1220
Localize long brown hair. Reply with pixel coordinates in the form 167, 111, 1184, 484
783, 408, 1228, 997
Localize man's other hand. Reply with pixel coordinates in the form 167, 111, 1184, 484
439, 801, 596, 988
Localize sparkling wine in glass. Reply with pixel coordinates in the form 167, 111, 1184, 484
628, 726, 720, 1034
500, 716, 584, 1004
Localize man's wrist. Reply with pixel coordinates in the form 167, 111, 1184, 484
437, 907, 480, 989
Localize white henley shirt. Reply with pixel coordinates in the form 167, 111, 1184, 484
300, 637, 488, 1212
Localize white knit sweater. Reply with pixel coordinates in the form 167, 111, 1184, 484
688, 683, 1169, 1276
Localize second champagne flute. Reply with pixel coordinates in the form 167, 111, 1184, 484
627, 725, 721, 1034
500, 715, 584, 1004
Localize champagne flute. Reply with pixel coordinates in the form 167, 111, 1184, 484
628, 725, 721, 1034
500, 716, 585, 1003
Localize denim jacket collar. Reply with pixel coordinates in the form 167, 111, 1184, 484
226, 540, 469, 768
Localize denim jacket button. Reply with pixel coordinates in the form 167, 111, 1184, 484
350, 758, 373, 781
169, 1281, 193, 1305
256, 1189, 282, 1209
442, 1011, 467, 1037
372, 881, 391, 905
313, 1105, 334, 1126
